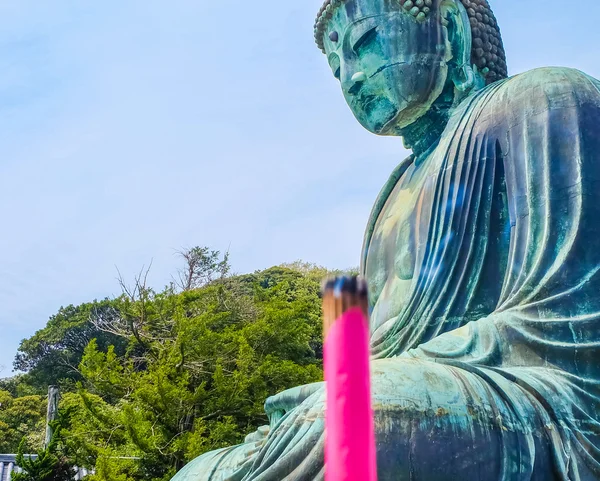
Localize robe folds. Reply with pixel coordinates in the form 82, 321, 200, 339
172, 67, 600, 481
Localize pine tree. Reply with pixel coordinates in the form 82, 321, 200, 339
13, 410, 77, 481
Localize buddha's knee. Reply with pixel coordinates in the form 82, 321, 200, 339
171, 427, 270, 481
370, 358, 547, 479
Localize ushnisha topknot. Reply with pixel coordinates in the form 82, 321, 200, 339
314, 0, 507, 84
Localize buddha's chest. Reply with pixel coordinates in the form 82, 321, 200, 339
364, 155, 436, 322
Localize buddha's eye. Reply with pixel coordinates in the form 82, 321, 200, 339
353, 27, 378, 53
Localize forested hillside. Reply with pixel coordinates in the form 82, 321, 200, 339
0, 248, 352, 480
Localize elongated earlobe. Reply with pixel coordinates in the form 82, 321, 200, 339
441, 1, 475, 93
452, 63, 475, 91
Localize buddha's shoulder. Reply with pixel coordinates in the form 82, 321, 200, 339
484, 67, 600, 110
470, 67, 600, 129
506, 66, 596, 87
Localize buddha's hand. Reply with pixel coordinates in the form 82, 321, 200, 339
264, 382, 325, 428
239, 424, 270, 459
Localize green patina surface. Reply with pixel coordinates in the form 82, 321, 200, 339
173, 0, 600, 479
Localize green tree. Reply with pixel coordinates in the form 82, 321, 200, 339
173, 246, 230, 291
14, 300, 128, 392
9, 248, 340, 480
13, 410, 77, 481
0, 390, 46, 453
67, 264, 325, 479
0, 375, 40, 398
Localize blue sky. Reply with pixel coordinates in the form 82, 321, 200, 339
0, 0, 598, 374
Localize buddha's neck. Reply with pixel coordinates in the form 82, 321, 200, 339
399, 82, 461, 159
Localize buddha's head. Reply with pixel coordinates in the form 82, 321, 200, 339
314, 0, 507, 135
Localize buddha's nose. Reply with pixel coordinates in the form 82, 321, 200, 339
348, 71, 367, 96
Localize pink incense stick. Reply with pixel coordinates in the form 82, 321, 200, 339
322, 277, 377, 481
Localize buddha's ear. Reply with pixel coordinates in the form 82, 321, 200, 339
440, 0, 474, 92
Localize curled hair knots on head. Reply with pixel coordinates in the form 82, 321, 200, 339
460, 0, 507, 83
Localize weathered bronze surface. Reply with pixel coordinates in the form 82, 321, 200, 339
173, 0, 600, 479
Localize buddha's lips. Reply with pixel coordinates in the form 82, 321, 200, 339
360, 94, 377, 110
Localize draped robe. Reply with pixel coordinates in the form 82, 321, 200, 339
172, 67, 600, 481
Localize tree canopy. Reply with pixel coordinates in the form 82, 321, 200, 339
1, 248, 350, 480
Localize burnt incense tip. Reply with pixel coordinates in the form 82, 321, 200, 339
322, 275, 369, 335
321, 275, 367, 298
321, 277, 336, 295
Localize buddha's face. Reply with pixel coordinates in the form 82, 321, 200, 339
322, 0, 450, 135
